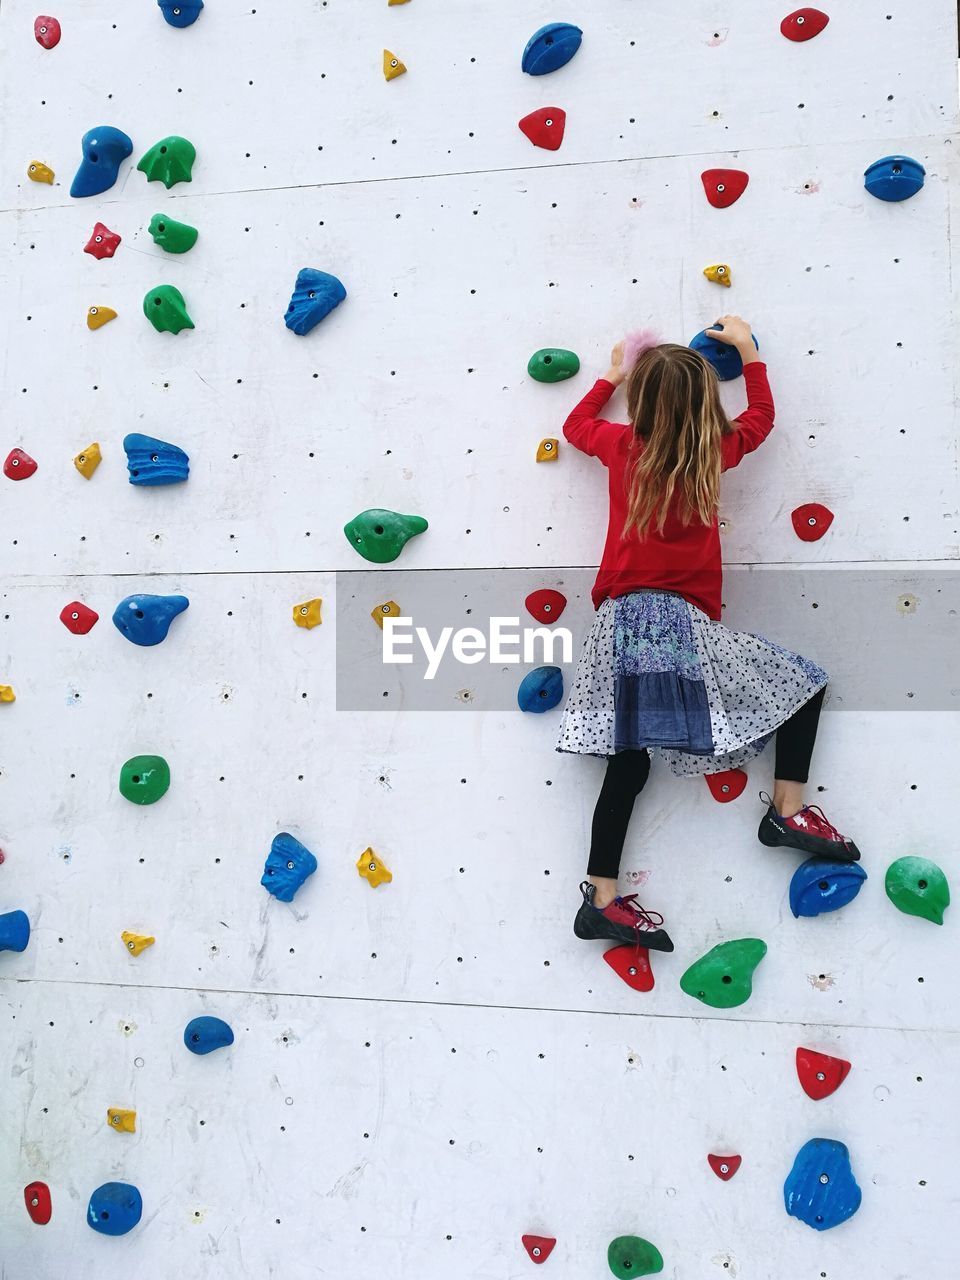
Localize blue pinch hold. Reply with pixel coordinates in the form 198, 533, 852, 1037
87, 1182, 143, 1236
123, 433, 190, 486
790, 858, 868, 919
284, 269, 347, 336
261, 832, 318, 903
158, 0, 204, 27
183, 1015, 234, 1056
518, 665, 564, 714
70, 126, 134, 199
864, 155, 925, 203
785, 1138, 862, 1231
112, 594, 189, 646
0, 909, 30, 953
522, 22, 583, 75
689, 323, 759, 381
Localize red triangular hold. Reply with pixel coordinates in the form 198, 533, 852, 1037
524, 588, 568, 623
791, 503, 834, 542
4, 448, 38, 480
707, 1154, 742, 1181
705, 769, 747, 803
522, 1234, 557, 1264
780, 8, 830, 41
518, 108, 567, 151
701, 168, 749, 209
603, 944, 654, 992
796, 1047, 851, 1100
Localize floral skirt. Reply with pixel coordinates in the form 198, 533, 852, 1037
556, 591, 828, 777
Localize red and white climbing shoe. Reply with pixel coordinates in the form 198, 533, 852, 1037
757, 793, 861, 863
573, 881, 674, 952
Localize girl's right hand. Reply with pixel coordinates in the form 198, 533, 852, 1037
705, 314, 753, 350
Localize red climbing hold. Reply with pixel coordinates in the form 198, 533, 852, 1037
780, 8, 830, 41
701, 169, 750, 209
603, 944, 654, 992
4, 449, 37, 480
518, 107, 566, 152
791, 502, 834, 542
522, 1235, 556, 1264
59, 601, 99, 635
796, 1047, 851, 1100
707, 1154, 742, 1181
34, 16, 61, 49
84, 222, 122, 259
705, 769, 747, 803
524, 588, 568, 624
24, 1180, 52, 1224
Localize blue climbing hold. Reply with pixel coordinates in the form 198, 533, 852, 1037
261, 832, 318, 903
864, 155, 925, 203
112, 594, 189, 646
70, 126, 134, 199
284, 269, 347, 336
183, 1016, 234, 1055
158, 0, 204, 27
518, 666, 564, 713
124, 433, 190, 486
87, 1182, 143, 1236
789, 858, 868, 918
689, 323, 759, 381
0, 910, 30, 954
784, 1138, 862, 1232
522, 22, 583, 75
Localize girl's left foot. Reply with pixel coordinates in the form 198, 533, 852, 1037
757, 794, 861, 862
574, 881, 675, 952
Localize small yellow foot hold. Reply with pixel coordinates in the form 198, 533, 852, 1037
107, 1108, 137, 1133
357, 847, 393, 887
27, 161, 55, 184
703, 263, 732, 287
536, 438, 559, 462
74, 442, 102, 479
0, 685, 16, 703
87, 306, 118, 330
293, 598, 323, 629
121, 931, 155, 956
384, 49, 407, 80
371, 601, 402, 629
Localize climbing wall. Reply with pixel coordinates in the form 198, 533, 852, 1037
1, 1, 959, 1275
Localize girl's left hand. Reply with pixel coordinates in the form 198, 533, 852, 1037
604, 340, 626, 386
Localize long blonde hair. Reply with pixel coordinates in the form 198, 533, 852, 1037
623, 344, 732, 538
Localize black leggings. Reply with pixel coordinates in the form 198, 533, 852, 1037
587, 686, 825, 880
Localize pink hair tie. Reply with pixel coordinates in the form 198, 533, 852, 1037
621, 328, 662, 372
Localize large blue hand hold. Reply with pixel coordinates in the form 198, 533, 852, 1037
113, 594, 189, 646
789, 858, 867, 918
261, 832, 318, 902
183, 1016, 235, 1055
158, 0, 204, 26
518, 666, 564, 713
689, 324, 760, 381
522, 23, 583, 75
70, 127, 134, 198
284, 269, 347, 336
87, 1182, 143, 1236
124, 433, 190, 486
784, 1138, 862, 1231
0, 910, 30, 953
864, 155, 925, 202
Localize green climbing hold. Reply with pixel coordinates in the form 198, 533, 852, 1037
885, 856, 950, 925
343, 509, 428, 564
607, 1235, 664, 1278
527, 348, 580, 383
119, 755, 170, 806
679, 937, 767, 1009
148, 213, 198, 254
137, 136, 196, 189
144, 285, 195, 334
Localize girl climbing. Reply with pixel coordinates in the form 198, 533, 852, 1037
557, 318, 860, 954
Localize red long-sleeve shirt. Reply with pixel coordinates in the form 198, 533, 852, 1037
562, 362, 775, 619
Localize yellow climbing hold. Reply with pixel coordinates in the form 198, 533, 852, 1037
0, 686, 16, 703
537, 438, 559, 463
293, 598, 323, 629
388, 0, 411, 5
107, 1108, 137, 1133
371, 601, 402, 629
87, 306, 117, 330
384, 49, 407, 80
27, 161, 54, 184
74, 442, 102, 479
121, 931, 155, 956
703, 263, 732, 288
357, 847, 393, 888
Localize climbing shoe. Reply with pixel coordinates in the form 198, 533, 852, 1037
573, 880, 674, 952
757, 793, 861, 863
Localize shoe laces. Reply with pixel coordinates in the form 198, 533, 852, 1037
798, 805, 846, 843
616, 894, 664, 932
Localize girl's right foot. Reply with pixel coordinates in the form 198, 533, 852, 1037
757, 793, 861, 862
573, 881, 674, 952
